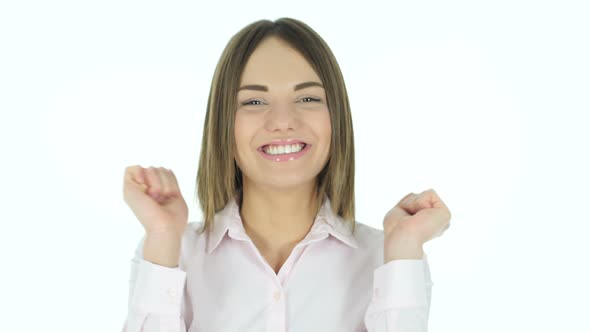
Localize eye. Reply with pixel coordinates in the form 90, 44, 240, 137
300, 97, 321, 103
241, 99, 265, 106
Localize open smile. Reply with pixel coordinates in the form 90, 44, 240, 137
257, 143, 312, 162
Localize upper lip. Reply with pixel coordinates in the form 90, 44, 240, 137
258, 139, 308, 150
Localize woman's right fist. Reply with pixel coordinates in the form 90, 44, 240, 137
123, 165, 188, 236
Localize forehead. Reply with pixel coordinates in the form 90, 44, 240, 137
239, 37, 321, 85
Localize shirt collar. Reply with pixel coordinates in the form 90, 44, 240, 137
205, 195, 359, 254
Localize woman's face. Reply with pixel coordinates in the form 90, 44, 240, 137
234, 36, 331, 192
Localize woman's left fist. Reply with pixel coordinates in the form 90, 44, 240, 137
383, 189, 451, 262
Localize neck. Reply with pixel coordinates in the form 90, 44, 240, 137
238, 180, 321, 252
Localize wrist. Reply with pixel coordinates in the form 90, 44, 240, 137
143, 232, 182, 268
384, 235, 424, 262
146, 226, 184, 238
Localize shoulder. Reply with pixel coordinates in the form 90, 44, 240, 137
173, 220, 210, 264
346, 220, 386, 268
180, 220, 207, 245
351, 220, 385, 249
185, 220, 206, 234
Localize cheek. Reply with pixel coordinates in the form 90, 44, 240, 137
317, 111, 332, 144
234, 114, 257, 157
234, 114, 248, 144
233, 117, 246, 160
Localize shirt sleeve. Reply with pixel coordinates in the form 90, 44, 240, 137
364, 254, 433, 332
121, 235, 190, 332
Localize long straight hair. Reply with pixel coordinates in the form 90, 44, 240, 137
195, 17, 355, 235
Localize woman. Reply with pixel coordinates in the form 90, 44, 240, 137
122, 17, 451, 332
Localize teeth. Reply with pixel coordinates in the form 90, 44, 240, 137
263, 143, 305, 155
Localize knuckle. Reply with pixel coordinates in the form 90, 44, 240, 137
125, 165, 138, 174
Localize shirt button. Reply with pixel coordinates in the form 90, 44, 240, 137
273, 291, 281, 301
168, 288, 177, 297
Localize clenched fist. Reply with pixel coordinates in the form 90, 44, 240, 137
123, 165, 189, 237
383, 189, 451, 262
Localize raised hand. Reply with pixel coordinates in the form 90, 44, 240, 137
123, 165, 189, 237
383, 189, 451, 262
123, 165, 189, 267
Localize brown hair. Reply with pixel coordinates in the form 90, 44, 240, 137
195, 17, 355, 235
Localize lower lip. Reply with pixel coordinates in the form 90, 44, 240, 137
258, 144, 312, 162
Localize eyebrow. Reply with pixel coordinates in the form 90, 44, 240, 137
238, 81, 324, 92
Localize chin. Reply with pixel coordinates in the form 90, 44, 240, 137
259, 173, 318, 190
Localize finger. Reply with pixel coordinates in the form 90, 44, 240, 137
167, 168, 180, 192
424, 189, 449, 210
400, 192, 431, 214
383, 204, 411, 232
424, 189, 452, 220
166, 168, 181, 197
158, 167, 173, 198
123, 166, 152, 206
398, 192, 415, 204
145, 166, 163, 197
395, 192, 416, 211
124, 165, 148, 190
385, 205, 411, 220
403, 189, 449, 215
154, 167, 172, 201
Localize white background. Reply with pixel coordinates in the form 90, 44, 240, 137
1, 1, 588, 331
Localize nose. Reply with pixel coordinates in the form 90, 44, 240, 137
264, 102, 300, 133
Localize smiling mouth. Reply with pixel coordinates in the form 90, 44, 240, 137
260, 143, 307, 155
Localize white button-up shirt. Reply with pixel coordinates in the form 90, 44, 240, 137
122, 196, 433, 331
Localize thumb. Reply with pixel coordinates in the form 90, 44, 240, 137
383, 193, 415, 230
384, 206, 410, 226
123, 170, 156, 207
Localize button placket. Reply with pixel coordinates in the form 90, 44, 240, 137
167, 287, 178, 304
273, 290, 281, 301
268, 286, 286, 332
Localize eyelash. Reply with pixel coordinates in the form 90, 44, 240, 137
241, 97, 321, 106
